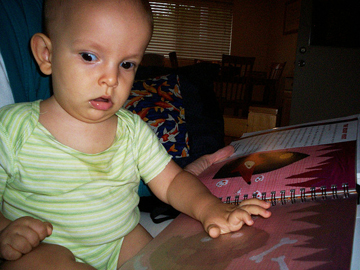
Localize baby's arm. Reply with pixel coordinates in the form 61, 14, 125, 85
0, 213, 52, 260
148, 160, 271, 238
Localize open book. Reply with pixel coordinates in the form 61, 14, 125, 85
200, 115, 359, 204
121, 115, 359, 270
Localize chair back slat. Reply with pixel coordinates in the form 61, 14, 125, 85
268, 62, 286, 80
215, 54, 255, 117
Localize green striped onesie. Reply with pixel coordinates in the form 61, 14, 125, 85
0, 100, 172, 269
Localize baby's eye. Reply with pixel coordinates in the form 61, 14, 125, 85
121, 62, 135, 70
80, 53, 98, 62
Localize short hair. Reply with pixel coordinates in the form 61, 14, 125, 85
42, 0, 57, 36
43, 0, 153, 37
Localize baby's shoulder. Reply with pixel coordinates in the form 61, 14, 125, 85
116, 108, 153, 142
0, 101, 35, 123
0, 101, 38, 137
117, 108, 143, 127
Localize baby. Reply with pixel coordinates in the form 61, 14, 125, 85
0, 0, 271, 269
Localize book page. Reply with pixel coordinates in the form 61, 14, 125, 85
122, 195, 357, 270
232, 115, 358, 159
200, 142, 356, 202
198, 115, 359, 202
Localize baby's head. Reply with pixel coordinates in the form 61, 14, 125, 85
43, 0, 153, 39
31, 0, 153, 123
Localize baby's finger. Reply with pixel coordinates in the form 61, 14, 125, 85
0, 242, 24, 261
7, 234, 34, 257
27, 219, 53, 241
10, 217, 53, 247
7, 225, 42, 250
239, 198, 271, 209
240, 204, 272, 219
206, 224, 221, 238
228, 210, 253, 228
208, 145, 234, 164
43, 222, 53, 237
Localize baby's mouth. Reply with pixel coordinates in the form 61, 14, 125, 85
89, 96, 113, 110
94, 97, 110, 102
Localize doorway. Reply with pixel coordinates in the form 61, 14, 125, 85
290, 0, 360, 125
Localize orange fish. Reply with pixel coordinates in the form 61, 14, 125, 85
143, 82, 157, 93
149, 118, 166, 127
214, 151, 308, 185
168, 144, 178, 153
131, 90, 151, 96
160, 125, 179, 143
181, 147, 188, 157
173, 84, 182, 97
177, 115, 185, 124
137, 107, 151, 119
125, 96, 143, 107
154, 101, 180, 112
157, 82, 174, 101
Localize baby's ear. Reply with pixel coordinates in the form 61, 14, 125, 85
31, 33, 53, 75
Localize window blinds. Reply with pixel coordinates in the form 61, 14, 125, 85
147, 0, 233, 61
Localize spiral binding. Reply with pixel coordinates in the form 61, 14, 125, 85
300, 188, 306, 202
271, 191, 276, 206
221, 183, 351, 205
332, 184, 338, 199
280, 190, 286, 205
234, 195, 239, 205
290, 189, 296, 204
310, 187, 316, 201
321, 186, 327, 200
343, 183, 349, 198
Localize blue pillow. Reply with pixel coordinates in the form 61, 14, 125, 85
125, 73, 190, 159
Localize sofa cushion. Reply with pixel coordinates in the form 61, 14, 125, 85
125, 73, 190, 159
135, 62, 224, 167
134, 63, 224, 199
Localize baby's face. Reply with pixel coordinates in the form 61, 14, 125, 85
49, 0, 152, 124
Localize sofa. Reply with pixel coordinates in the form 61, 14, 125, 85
125, 62, 225, 225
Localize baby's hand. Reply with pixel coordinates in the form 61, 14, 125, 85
202, 198, 271, 238
0, 216, 53, 260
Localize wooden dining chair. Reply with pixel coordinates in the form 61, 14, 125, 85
169, 51, 179, 69
268, 62, 286, 80
251, 62, 286, 106
215, 54, 255, 117
141, 53, 165, 67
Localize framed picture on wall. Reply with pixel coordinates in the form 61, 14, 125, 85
283, 0, 301, 35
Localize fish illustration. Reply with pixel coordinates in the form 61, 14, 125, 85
148, 118, 166, 128
160, 124, 179, 144
214, 151, 309, 185
157, 82, 174, 101
137, 107, 152, 119
125, 96, 143, 107
154, 101, 180, 112
142, 82, 157, 93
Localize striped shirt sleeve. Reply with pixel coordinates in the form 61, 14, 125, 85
129, 111, 172, 184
